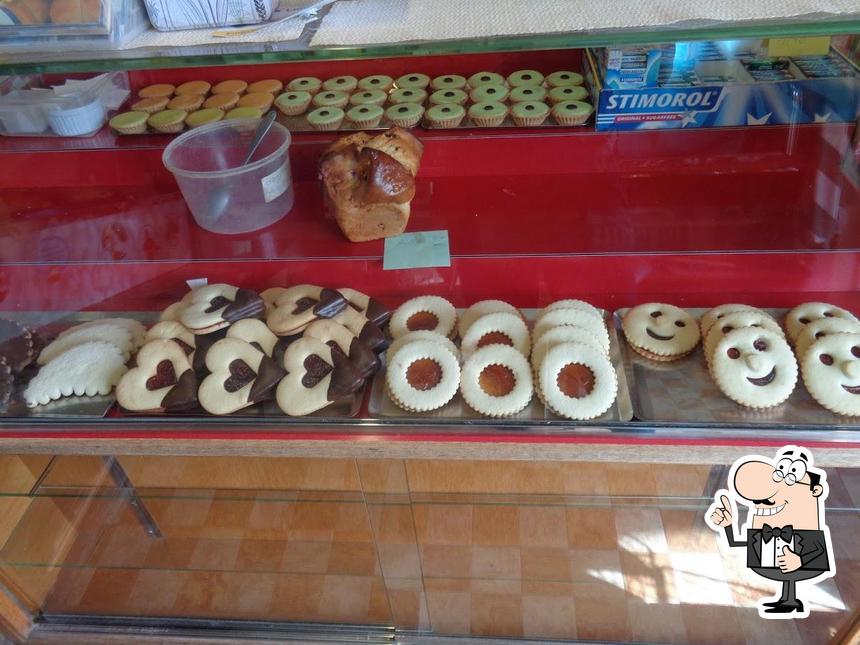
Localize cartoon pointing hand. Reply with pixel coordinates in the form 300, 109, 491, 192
709, 494, 734, 528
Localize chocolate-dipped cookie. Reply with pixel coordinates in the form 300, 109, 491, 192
266, 285, 347, 336
116, 339, 198, 413
198, 338, 285, 414
180, 284, 265, 334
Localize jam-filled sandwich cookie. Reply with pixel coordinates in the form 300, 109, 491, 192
794, 318, 860, 362
386, 331, 461, 364
702, 310, 784, 367
227, 319, 279, 357
266, 285, 347, 336
460, 344, 533, 417
533, 307, 609, 351
700, 304, 773, 338
622, 303, 699, 361
711, 327, 797, 408
386, 340, 460, 412
180, 284, 265, 334
538, 299, 603, 323
277, 338, 365, 416
538, 342, 617, 420
199, 338, 285, 415
389, 296, 457, 340
24, 342, 128, 408
458, 300, 520, 339
304, 319, 379, 378
801, 332, 860, 416
460, 312, 530, 359
785, 302, 859, 344
116, 339, 198, 413
531, 325, 607, 374
337, 288, 391, 327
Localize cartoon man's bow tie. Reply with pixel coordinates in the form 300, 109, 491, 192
761, 524, 793, 543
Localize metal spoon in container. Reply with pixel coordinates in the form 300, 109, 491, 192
207, 110, 278, 220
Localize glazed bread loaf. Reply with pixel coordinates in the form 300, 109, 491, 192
320, 127, 424, 242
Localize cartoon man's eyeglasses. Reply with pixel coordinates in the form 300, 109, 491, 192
772, 470, 811, 487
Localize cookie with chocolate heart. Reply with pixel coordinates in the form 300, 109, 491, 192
180, 284, 265, 334
0, 319, 35, 374
227, 319, 279, 357
332, 306, 387, 352
116, 339, 198, 413
145, 321, 196, 358
276, 337, 364, 416
199, 338, 286, 415
267, 285, 348, 336
303, 319, 379, 378
337, 288, 391, 326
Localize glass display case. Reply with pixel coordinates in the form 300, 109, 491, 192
0, 6, 859, 644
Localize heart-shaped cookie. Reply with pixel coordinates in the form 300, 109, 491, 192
199, 338, 286, 414
145, 321, 196, 358
332, 306, 387, 351
303, 319, 379, 378
276, 338, 364, 416
116, 339, 198, 413
267, 285, 348, 336
180, 284, 266, 334
261, 287, 288, 316
337, 288, 391, 326
227, 319, 279, 357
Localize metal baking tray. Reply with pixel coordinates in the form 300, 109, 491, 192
368, 308, 633, 424
615, 307, 857, 425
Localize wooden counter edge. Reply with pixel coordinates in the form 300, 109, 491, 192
0, 582, 31, 643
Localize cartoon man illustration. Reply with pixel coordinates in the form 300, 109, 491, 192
705, 445, 835, 617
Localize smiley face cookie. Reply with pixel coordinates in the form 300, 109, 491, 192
785, 302, 859, 344
702, 310, 784, 366
794, 318, 860, 362
266, 285, 347, 336
711, 327, 797, 408
700, 304, 772, 338
276, 337, 365, 416
622, 303, 699, 361
801, 332, 860, 416
116, 339, 198, 413
180, 284, 266, 334
198, 338, 286, 415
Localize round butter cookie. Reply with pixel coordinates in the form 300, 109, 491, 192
533, 308, 609, 348
712, 327, 797, 409
386, 331, 460, 364
386, 340, 460, 412
801, 332, 860, 416
458, 300, 519, 339
389, 296, 457, 340
795, 318, 860, 362
538, 342, 617, 420
460, 345, 533, 417
531, 325, 607, 375
703, 311, 784, 367
538, 299, 603, 324
622, 303, 699, 361
460, 312, 530, 359
785, 302, 859, 344
700, 304, 772, 337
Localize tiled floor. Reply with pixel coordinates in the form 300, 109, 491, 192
0, 457, 857, 644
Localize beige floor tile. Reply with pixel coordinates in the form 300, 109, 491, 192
173, 571, 223, 615
522, 593, 576, 639
187, 538, 241, 571
615, 507, 669, 554
281, 540, 331, 574
268, 573, 325, 622
76, 568, 140, 614
426, 584, 471, 635
519, 506, 567, 547
736, 605, 803, 645
566, 506, 618, 549
125, 569, 183, 616
680, 605, 745, 645
470, 545, 521, 579
520, 547, 572, 582
471, 591, 524, 637
327, 541, 380, 576
376, 542, 422, 579
367, 503, 417, 544
661, 508, 721, 553
211, 572, 278, 619
357, 459, 409, 494
621, 551, 679, 604
569, 548, 624, 587
413, 504, 473, 545
572, 583, 631, 642
234, 538, 288, 572
627, 599, 688, 643
420, 544, 473, 578
472, 505, 520, 546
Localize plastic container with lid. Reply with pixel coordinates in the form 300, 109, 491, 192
162, 118, 294, 234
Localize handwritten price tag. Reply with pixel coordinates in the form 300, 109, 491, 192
383, 230, 451, 270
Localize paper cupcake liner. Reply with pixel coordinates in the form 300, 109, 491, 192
511, 113, 548, 126
349, 116, 383, 128
553, 113, 589, 126
112, 123, 147, 135
276, 100, 312, 116
425, 115, 465, 128
151, 121, 185, 134
470, 114, 507, 127
309, 117, 345, 131
387, 114, 423, 128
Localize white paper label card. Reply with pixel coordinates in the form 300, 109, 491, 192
261, 163, 290, 203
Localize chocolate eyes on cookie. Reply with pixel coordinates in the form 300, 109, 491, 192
622, 303, 700, 361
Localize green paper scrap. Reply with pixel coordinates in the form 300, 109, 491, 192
383, 230, 451, 270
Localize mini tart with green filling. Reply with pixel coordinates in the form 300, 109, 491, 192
395, 73, 430, 89
225, 107, 262, 119
468, 101, 508, 127
469, 84, 510, 103
357, 74, 394, 92
346, 104, 384, 128
274, 90, 312, 116
349, 89, 387, 106
147, 109, 186, 134
389, 88, 428, 104
109, 111, 148, 135
507, 69, 544, 87
385, 102, 424, 128
548, 85, 588, 104
312, 90, 349, 109
185, 108, 224, 128
546, 71, 584, 87
552, 100, 593, 126
510, 100, 549, 126
322, 75, 358, 92
424, 103, 466, 128
429, 88, 468, 106
287, 76, 322, 94
306, 106, 345, 131
467, 71, 505, 88
509, 85, 547, 103
430, 74, 467, 91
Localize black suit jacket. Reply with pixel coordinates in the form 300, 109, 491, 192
723, 526, 830, 573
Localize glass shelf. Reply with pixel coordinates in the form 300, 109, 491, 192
0, 12, 858, 75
